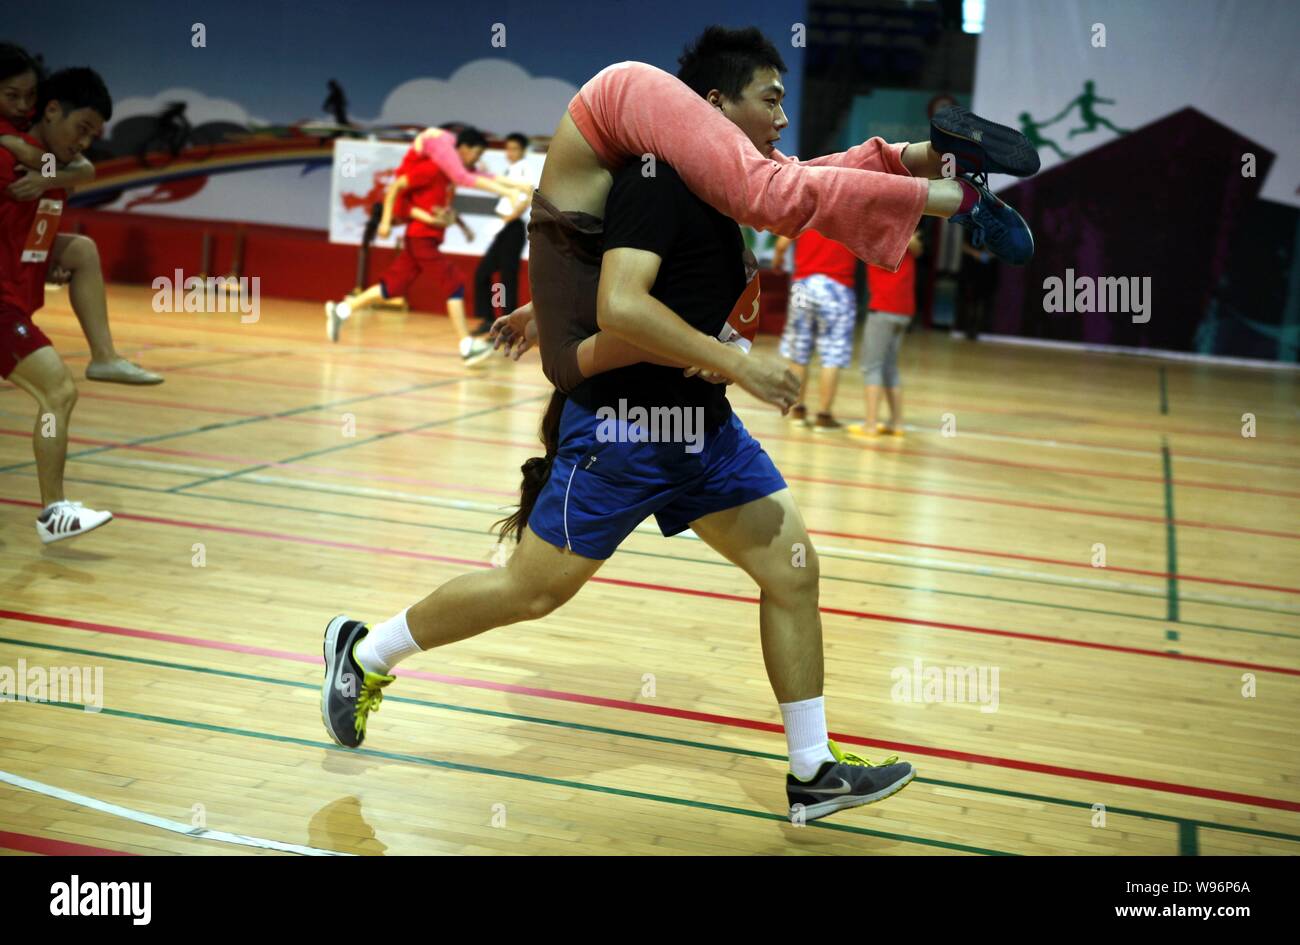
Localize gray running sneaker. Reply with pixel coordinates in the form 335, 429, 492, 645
320, 615, 394, 748
786, 740, 916, 822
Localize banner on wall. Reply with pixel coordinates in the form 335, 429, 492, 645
970, 0, 1300, 361
973, 0, 1299, 207
327, 138, 545, 257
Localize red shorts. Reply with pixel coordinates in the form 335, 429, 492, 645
379, 236, 464, 301
0, 302, 52, 379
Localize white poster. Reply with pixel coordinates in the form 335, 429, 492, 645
973, 0, 1300, 207
328, 138, 545, 257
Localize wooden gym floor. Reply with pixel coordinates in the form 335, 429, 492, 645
1, 285, 1297, 855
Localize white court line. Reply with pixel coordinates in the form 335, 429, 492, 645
0, 768, 354, 856
35, 453, 1299, 615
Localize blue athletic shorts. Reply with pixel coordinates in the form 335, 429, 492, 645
528, 397, 788, 560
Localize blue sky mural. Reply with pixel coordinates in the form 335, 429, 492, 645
10, 0, 804, 144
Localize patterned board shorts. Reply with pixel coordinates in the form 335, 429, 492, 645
778, 274, 856, 368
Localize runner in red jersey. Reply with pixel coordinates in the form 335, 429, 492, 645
324, 125, 533, 366
0, 44, 161, 384
1, 67, 116, 542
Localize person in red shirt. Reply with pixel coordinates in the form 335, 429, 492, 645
771, 229, 858, 431
0, 44, 161, 384
849, 229, 924, 438
1, 67, 116, 542
324, 126, 533, 366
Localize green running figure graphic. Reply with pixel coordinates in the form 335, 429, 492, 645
1065, 80, 1131, 138
1017, 110, 1072, 160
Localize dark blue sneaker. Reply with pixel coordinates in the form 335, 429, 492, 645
950, 176, 1035, 266
932, 105, 1040, 178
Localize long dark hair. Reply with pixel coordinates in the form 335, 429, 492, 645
494, 389, 567, 542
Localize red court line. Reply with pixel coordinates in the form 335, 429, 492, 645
0, 829, 135, 856
814, 443, 1300, 499
808, 529, 1300, 595
2, 502, 1296, 674
52, 307, 1300, 441
899, 395, 1300, 445
2, 431, 1289, 595
3, 607, 1297, 813
30, 309, 1300, 456
785, 472, 1300, 541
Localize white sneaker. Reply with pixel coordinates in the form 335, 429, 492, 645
35, 500, 113, 544
325, 301, 343, 342
460, 336, 492, 368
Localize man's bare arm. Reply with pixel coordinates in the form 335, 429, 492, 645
577, 330, 683, 376
596, 247, 744, 378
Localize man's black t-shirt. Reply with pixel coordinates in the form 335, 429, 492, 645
568, 162, 746, 432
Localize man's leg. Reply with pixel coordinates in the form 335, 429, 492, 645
816, 368, 840, 416
328, 231, 432, 336
498, 220, 526, 314
322, 525, 604, 748
865, 385, 884, 430
811, 278, 855, 427
880, 317, 907, 434
883, 386, 903, 431
687, 485, 915, 818
7, 345, 76, 507
473, 229, 506, 321
778, 279, 814, 422
852, 311, 890, 438
6, 343, 113, 541
687, 488, 823, 706
326, 282, 385, 338
445, 297, 472, 342
446, 292, 492, 365
51, 235, 162, 385
406, 526, 603, 651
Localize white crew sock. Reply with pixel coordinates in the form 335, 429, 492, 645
458, 335, 474, 356
335, 300, 352, 320
355, 608, 421, 675
781, 696, 835, 780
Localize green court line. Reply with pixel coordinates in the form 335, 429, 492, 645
0, 400, 1167, 514
1159, 366, 1169, 416
6, 636, 1298, 850
19, 463, 1300, 631
167, 393, 548, 492
1162, 440, 1180, 623
1179, 821, 1198, 856
25, 698, 1008, 855
0, 377, 466, 476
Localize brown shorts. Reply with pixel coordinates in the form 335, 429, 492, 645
527, 189, 602, 393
